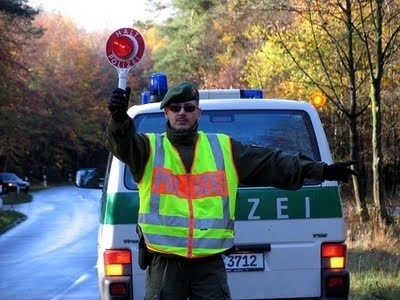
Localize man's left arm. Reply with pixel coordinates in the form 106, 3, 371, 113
231, 139, 357, 190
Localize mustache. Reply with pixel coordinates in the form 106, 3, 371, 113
176, 117, 188, 121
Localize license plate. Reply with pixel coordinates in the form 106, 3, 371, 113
223, 252, 264, 272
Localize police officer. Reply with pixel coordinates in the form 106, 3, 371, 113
105, 82, 357, 300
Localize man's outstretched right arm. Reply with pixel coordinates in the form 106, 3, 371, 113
104, 88, 150, 182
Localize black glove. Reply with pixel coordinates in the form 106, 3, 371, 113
323, 160, 358, 183
108, 87, 131, 122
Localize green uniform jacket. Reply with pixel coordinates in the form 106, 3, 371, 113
105, 118, 326, 190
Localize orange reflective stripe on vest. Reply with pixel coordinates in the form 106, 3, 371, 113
152, 168, 229, 198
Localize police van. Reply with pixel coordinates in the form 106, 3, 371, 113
76, 81, 349, 300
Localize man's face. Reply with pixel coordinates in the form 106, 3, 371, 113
164, 100, 201, 131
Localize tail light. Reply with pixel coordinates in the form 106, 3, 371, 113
321, 242, 346, 269
104, 249, 132, 276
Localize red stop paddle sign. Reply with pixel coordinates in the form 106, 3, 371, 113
106, 28, 145, 69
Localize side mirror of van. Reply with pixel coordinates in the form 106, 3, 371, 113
75, 168, 103, 189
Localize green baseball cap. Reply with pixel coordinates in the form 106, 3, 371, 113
160, 82, 199, 109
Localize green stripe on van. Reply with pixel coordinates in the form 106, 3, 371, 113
101, 186, 342, 224
101, 191, 140, 224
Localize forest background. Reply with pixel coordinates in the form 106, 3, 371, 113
1, 0, 400, 226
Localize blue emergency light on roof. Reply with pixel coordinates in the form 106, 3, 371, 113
141, 91, 150, 104
240, 89, 263, 99
149, 72, 168, 103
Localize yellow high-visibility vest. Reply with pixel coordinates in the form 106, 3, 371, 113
137, 131, 238, 258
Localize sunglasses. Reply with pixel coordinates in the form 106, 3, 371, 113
168, 104, 198, 112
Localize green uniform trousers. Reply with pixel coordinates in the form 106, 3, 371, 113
145, 253, 231, 300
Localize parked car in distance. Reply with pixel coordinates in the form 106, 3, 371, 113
0, 172, 30, 194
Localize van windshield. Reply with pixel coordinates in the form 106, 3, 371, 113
124, 109, 321, 189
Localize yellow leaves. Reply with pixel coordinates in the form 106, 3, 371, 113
244, 40, 293, 92
244, 23, 265, 41
221, 31, 235, 45
144, 26, 167, 51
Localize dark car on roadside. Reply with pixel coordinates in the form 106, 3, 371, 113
0, 172, 30, 194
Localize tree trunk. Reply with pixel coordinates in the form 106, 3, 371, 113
370, 83, 392, 226
349, 115, 370, 222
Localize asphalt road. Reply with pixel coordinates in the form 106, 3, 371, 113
0, 186, 101, 299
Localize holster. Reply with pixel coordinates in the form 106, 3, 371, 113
136, 225, 153, 270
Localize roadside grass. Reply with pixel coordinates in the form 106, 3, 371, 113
0, 190, 33, 233
0, 210, 26, 232
345, 200, 400, 299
